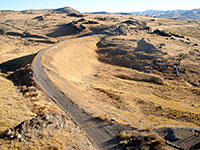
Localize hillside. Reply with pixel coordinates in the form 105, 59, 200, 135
54, 7, 80, 14
91, 9, 200, 21
131, 9, 200, 20
20, 6, 80, 15
0, 7, 200, 150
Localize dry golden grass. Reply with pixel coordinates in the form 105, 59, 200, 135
0, 11, 99, 149
0, 10, 200, 149
89, 67, 200, 128
0, 75, 95, 150
0, 76, 35, 132
119, 130, 171, 150
42, 32, 200, 130
165, 25, 200, 40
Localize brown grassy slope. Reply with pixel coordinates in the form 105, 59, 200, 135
0, 11, 97, 150
0, 75, 95, 150
42, 14, 200, 130
0, 10, 200, 149
43, 36, 200, 129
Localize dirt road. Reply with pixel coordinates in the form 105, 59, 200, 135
32, 38, 131, 150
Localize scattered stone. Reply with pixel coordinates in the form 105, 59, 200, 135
156, 106, 162, 110
27, 86, 36, 92
19, 137, 25, 143
186, 41, 191, 44
170, 37, 175, 40
4, 129, 12, 137
45, 102, 51, 105
159, 43, 166, 48
23, 31, 31, 37
194, 130, 200, 135
173, 65, 180, 74
17, 134, 22, 139
192, 43, 198, 46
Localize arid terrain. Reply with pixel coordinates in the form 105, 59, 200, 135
0, 7, 200, 150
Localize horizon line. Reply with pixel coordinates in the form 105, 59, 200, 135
0, 7, 199, 13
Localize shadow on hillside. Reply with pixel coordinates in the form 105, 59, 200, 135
46, 23, 84, 38
0, 53, 37, 87
0, 54, 36, 73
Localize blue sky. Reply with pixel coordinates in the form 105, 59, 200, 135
1, 0, 200, 12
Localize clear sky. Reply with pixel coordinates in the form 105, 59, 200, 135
1, 0, 200, 12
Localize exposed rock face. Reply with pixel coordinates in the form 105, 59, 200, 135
97, 37, 200, 86
97, 37, 168, 71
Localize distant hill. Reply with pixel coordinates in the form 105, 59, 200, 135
54, 7, 80, 14
20, 7, 80, 14
90, 11, 110, 14
131, 9, 200, 20
89, 9, 200, 21
131, 10, 185, 16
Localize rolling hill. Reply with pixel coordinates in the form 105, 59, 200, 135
131, 9, 200, 20
90, 9, 200, 21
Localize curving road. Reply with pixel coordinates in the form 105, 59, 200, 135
32, 38, 131, 150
